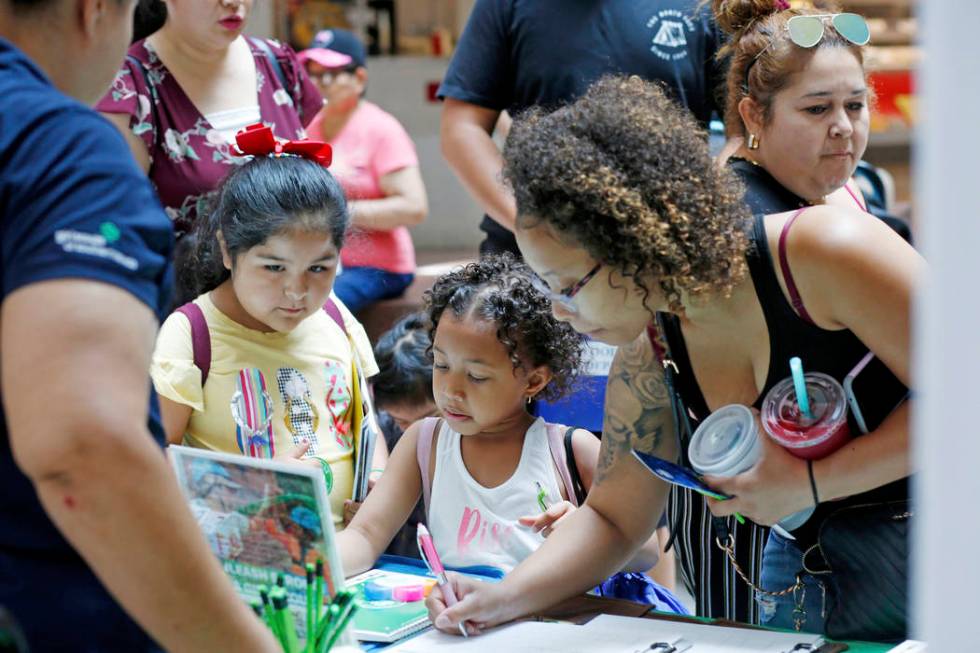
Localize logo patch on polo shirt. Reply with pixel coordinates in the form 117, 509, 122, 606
646, 9, 696, 62
54, 228, 138, 271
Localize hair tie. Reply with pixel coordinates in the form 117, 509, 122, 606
233, 123, 333, 167
775, 0, 791, 10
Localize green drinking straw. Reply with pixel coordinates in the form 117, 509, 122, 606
789, 357, 814, 420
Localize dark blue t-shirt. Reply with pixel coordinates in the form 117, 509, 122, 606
0, 38, 173, 651
439, 0, 723, 120
438, 0, 725, 252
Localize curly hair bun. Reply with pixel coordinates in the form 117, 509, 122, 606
711, 0, 782, 36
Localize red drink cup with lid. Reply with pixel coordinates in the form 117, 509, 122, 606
762, 372, 851, 461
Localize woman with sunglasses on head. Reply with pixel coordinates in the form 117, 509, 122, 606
97, 0, 323, 302
712, 0, 910, 241
423, 76, 919, 641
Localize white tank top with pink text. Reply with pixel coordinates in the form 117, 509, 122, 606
427, 417, 564, 572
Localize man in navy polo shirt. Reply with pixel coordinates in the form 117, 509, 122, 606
0, 1, 278, 651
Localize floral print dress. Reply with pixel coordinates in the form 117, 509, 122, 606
97, 38, 323, 238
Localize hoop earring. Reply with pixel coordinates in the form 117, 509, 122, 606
747, 133, 760, 150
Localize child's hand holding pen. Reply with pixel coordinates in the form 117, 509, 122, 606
518, 481, 575, 537
518, 501, 576, 538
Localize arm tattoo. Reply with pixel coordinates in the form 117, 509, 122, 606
595, 336, 673, 484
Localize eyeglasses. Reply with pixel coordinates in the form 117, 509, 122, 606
306, 66, 358, 86
546, 262, 602, 314
786, 13, 870, 48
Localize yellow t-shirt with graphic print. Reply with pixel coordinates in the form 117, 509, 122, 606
151, 293, 379, 527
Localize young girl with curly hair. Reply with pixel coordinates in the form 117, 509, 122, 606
337, 255, 665, 579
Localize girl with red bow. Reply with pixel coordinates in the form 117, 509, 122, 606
151, 125, 386, 529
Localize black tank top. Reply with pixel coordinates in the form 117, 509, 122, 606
728, 157, 913, 244
662, 213, 908, 549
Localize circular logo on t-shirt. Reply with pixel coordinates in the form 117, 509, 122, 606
646, 9, 696, 62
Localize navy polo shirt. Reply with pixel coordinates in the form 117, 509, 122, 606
0, 38, 172, 651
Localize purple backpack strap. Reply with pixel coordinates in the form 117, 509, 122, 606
778, 208, 817, 325
545, 422, 579, 507
175, 302, 211, 385
322, 297, 348, 336
416, 417, 440, 517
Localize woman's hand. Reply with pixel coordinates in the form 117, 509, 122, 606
517, 501, 576, 537
425, 573, 520, 636
703, 419, 813, 526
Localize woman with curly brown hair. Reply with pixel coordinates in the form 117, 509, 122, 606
336, 254, 667, 585
712, 0, 910, 240
424, 76, 920, 640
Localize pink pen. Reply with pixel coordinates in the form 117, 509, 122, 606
416, 523, 469, 637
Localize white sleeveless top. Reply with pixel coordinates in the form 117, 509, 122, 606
426, 417, 565, 572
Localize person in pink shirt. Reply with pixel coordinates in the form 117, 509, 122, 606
300, 30, 428, 313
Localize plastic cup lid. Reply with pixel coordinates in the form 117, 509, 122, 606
689, 404, 759, 473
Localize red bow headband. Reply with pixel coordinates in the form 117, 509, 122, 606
233, 123, 333, 167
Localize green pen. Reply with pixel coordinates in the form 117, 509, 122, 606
314, 559, 324, 630
313, 595, 342, 651
272, 588, 300, 653
305, 564, 315, 653
259, 587, 282, 645
319, 591, 356, 650
320, 596, 358, 653
535, 481, 550, 512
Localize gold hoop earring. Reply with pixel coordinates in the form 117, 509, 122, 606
747, 133, 760, 150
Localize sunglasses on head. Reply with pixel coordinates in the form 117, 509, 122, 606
785, 13, 871, 48
746, 13, 870, 87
